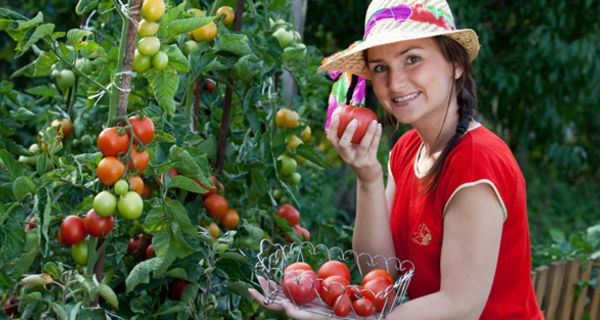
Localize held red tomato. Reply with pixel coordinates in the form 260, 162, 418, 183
129, 145, 149, 173
317, 260, 351, 281
60, 215, 86, 246
333, 294, 352, 317
332, 105, 378, 144
169, 279, 189, 300
203, 194, 228, 218
352, 298, 375, 317
362, 268, 394, 286
97, 157, 125, 185
97, 127, 130, 157
319, 275, 350, 306
280, 270, 319, 305
277, 204, 300, 225
284, 262, 313, 274
83, 209, 115, 237
128, 116, 155, 145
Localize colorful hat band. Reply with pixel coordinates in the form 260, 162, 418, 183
364, 3, 456, 39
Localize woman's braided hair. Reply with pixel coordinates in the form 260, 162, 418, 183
422, 36, 478, 193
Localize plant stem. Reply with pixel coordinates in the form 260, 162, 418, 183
216, 0, 245, 173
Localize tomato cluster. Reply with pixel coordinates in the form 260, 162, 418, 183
280, 260, 396, 317
270, 19, 306, 60
277, 204, 310, 242
134, 0, 168, 73
274, 108, 313, 186
127, 233, 153, 259
199, 175, 239, 238
183, 5, 234, 56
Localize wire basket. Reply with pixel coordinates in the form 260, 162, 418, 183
254, 239, 415, 319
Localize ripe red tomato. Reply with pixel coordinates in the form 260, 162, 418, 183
317, 260, 351, 281
203, 79, 216, 92
129, 116, 155, 145
97, 157, 125, 186
284, 262, 313, 274
128, 176, 144, 195
129, 145, 149, 173
169, 279, 189, 300
293, 225, 310, 241
333, 294, 352, 317
362, 276, 392, 309
203, 194, 228, 218
362, 268, 394, 286
2, 297, 19, 316
319, 275, 350, 306
60, 215, 86, 246
280, 270, 319, 305
83, 209, 114, 237
332, 105, 378, 144
25, 216, 36, 231
145, 244, 154, 259
128, 233, 151, 256
97, 127, 130, 157
277, 204, 300, 225
352, 298, 375, 316
222, 208, 239, 229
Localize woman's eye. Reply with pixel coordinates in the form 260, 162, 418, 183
406, 55, 421, 65
372, 64, 387, 73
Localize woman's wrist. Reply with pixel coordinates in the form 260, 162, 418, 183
355, 164, 384, 186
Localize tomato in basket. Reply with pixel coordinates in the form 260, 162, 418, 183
317, 260, 351, 281
320, 275, 350, 306
280, 269, 320, 305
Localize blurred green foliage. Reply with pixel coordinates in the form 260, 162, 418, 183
305, 0, 600, 265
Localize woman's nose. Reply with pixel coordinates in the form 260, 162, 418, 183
387, 67, 408, 92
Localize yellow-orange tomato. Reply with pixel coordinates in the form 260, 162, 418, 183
192, 21, 218, 42
188, 8, 205, 17
97, 157, 125, 185
128, 176, 144, 195
275, 108, 299, 128
216, 6, 235, 25
221, 209, 239, 229
207, 222, 220, 238
141, 0, 165, 22
301, 126, 312, 142
51, 118, 74, 140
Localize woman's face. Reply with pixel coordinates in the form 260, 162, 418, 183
366, 38, 460, 126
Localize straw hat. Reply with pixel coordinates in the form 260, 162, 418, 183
318, 0, 480, 79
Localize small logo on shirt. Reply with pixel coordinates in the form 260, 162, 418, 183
412, 223, 432, 246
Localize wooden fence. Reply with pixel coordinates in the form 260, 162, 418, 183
532, 259, 599, 320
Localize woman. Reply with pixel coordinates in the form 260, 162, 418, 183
251, 0, 543, 318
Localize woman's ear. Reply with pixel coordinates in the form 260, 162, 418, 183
454, 64, 464, 79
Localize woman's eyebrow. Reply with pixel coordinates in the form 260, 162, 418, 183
367, 46, 423, 64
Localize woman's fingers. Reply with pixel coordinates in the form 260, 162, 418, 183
339, 119, 357, 148
326, 115, 340, 145
369, 123, 383, 154
248, 288, 285, 312
357, 120, 379, 154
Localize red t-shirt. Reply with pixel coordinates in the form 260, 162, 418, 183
388, 126, 543, 319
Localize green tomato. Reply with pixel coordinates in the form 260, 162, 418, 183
279, 155, 297, 177
56, 69, 75, 90
133, 50, 152, 73
288, 172, 302, 185
182, 40, 199, 56
137, 36, 161, 56
114, 179, 129, 196
272, 28, 295, 48
75, 58, 92, 74
118, 191, 144, 220
93, 191, 117, 217
152, 51, 169, 70
71, 240, 88, 266
50, 69, 61, 79
138, 19, 160, 37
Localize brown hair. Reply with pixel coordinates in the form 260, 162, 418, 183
422, 35, 477, 192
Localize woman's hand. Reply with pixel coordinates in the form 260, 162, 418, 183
327, 115, 383, 182
248, 276, 329, 320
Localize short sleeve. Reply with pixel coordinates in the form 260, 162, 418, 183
437, 135, 509, 221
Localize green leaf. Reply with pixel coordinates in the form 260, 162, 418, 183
0, 149, 26, 178
165, 44, 188, 73
149, 69, 179, 116
13, 107, 36, 121
12, 176, 37, 201
125, 258, 161, 292
295, 144, 332, 169
4, 12, 43, 42
166, 199, 196, 235
69, 301, 83, 320
228, 281, 253, 299
168, 146, 211, 186
98, 283, 118, 308
159, 2, 184, 30
75, 274, 99, 298
25, 85, 56, 97
76, 0, 99, 15
11, 51, 56, 78
165, 268, 187, 279
165, 16, 213, 38
67, 28, 92, 46
15, 23, 54, 58
0, 7, 28, 20
217, 34, 252, 56
217, 252, 250, 265
152, 130, 177, 143
144, 207, 168, 233
170, 175, 203, 193
50, 302, 68, 320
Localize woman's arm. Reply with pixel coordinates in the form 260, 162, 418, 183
385, 183, 504, 319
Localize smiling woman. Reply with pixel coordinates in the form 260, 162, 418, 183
251, 0, 544, 319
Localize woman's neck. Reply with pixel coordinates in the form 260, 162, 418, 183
413, 103, 460, 157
